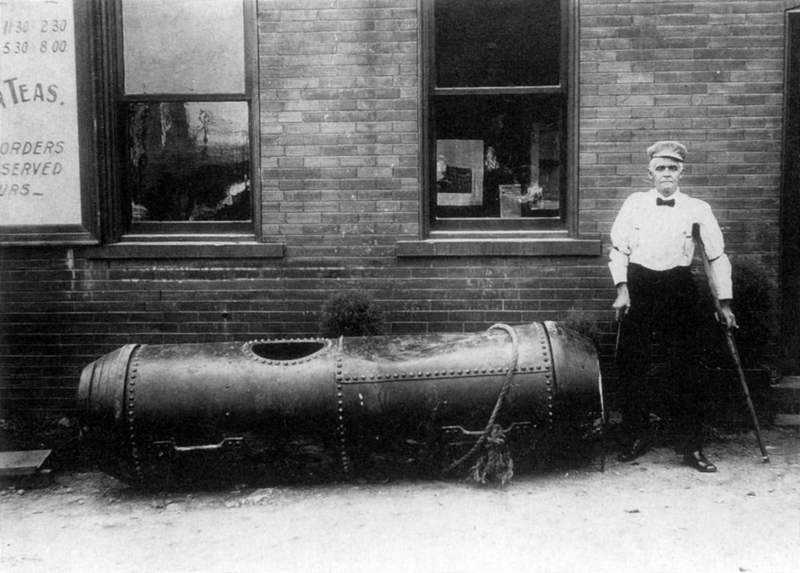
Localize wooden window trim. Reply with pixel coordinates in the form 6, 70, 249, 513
415, 0, 597, 255
96, 0, 265, 245
0, 0, 99, 245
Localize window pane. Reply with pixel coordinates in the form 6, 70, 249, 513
128, 102, 251, 222
433, 95, 562, 220
435, 0, 561, 88
122, 0, 245, 94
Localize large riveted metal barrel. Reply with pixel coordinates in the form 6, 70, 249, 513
78, 322, 601, 487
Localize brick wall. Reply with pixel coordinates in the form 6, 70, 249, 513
257, 0, 421, 255
579, 0, 787, 266
0, 0, 789, 417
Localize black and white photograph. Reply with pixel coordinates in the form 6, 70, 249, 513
1, 1, 798, 572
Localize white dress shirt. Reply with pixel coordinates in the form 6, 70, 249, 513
609, 188, 733, 300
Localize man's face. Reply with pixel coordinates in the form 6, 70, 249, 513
647, 157, 684, 197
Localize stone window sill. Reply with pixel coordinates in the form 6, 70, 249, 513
396, 237, 602, 257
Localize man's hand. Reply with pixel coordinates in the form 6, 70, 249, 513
612, 283, 630, 322
718, 300, 737, 330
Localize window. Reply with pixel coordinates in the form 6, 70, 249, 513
99, 0, 259, 241
423, 0, 576, 237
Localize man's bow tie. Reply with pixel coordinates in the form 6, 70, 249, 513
657, 198, 675, 207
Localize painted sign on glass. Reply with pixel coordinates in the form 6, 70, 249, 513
0, 0, 82, 226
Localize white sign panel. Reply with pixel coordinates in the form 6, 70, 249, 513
0, 0, 82, 226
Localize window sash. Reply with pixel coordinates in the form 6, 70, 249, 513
105, 0, 260, 240
121, 0, 246, 96
422, 0, 575, 236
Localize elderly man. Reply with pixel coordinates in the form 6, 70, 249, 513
609, 141, 736, 473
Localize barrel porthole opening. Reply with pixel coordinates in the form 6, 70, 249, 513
245, 340, 330, 363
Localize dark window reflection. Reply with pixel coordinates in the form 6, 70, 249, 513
433, 94, 563, 219
128, 102, 251, 222
435, 0, 561, 88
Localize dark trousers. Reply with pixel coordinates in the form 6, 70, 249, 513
616, 264, 711, 453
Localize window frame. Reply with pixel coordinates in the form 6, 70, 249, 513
418, 0, 581, 242
96, 0, 261, 244
0, 0, 99, 245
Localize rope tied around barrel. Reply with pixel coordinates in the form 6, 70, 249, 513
443, 323, 519, 485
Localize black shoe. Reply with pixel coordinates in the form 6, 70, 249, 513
617, 437, 648, 462
683, 450, 717, 473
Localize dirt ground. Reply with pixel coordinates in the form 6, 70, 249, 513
1, 427, 798, 573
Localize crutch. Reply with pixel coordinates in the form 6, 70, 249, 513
694, 227, 769, 463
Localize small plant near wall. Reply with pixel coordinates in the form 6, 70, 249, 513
695, 257, 779, 426
729, 258, 779, 369
319, 290, 388, 338
562, 308, 604, 352
697, 257, 779, 370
